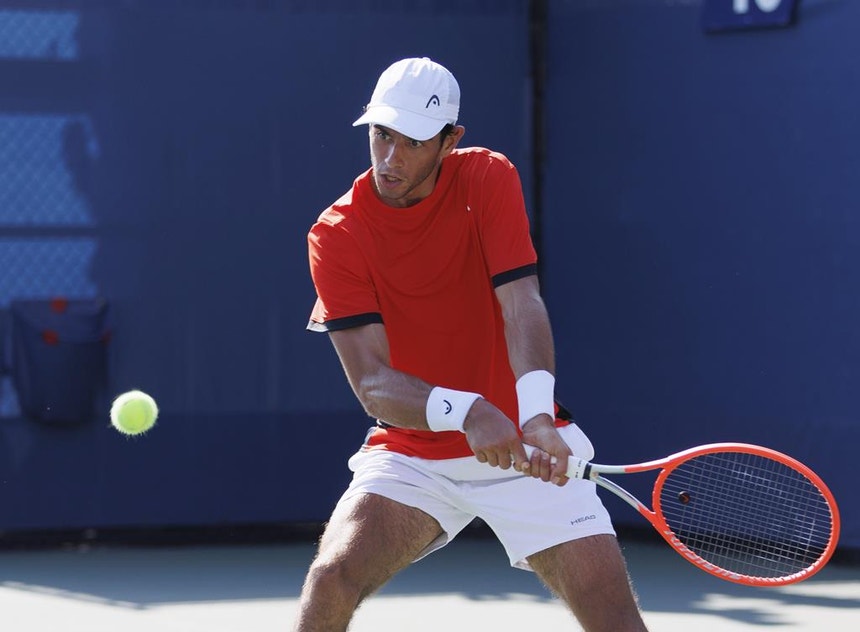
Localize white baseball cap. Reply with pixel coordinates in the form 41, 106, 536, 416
352, 57, 460, 141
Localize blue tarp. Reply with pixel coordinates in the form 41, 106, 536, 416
0, 0, 856, 553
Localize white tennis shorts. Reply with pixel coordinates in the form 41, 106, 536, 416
338, 423, 615, 571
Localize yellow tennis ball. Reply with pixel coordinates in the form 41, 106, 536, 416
110, 390, 158, 435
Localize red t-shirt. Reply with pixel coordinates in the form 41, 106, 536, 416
307, 147, 538, 459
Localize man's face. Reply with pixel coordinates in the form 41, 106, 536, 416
368, 124, 459, 208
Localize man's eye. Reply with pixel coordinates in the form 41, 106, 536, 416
410, 140, 423, 148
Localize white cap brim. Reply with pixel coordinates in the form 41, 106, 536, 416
352, 105, 449, 142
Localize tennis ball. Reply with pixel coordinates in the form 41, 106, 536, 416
110, 390, 158, 435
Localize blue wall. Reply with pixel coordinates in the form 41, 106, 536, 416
542, 0, 859, 548
0, 0, 857, 552
0, 1, 531, 529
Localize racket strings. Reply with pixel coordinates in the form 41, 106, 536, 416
658, 451, 834, 581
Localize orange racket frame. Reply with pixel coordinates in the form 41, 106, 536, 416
527, 442, 840, 586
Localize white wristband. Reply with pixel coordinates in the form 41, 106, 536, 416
516, 370, 556, 429
426, 387, 482, 433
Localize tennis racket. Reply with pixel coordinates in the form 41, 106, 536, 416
524, 441, 840, 586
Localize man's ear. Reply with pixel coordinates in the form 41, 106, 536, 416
442, 125, 466, 155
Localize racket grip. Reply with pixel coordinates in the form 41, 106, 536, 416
523, 444, 591, 480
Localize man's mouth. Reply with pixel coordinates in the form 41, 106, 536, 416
378, 173, 403, 188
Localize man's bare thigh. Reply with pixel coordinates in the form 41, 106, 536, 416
314, 492, 444, 589
528, 535, 647, 631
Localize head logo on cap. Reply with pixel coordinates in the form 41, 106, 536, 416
353, 57, 460, 142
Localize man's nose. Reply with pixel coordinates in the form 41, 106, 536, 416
385, 141, 406, 167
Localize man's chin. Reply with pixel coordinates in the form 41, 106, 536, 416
373, 179, 410, 206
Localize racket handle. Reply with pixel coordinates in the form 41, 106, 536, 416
523, 444, 591, 480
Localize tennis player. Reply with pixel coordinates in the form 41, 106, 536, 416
296, 57, 648, 632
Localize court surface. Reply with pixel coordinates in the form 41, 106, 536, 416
1, 533, 857, 631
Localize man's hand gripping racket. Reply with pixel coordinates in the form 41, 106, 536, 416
524, 440, 840, 586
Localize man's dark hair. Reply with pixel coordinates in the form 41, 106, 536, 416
439, 123, 455, 144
